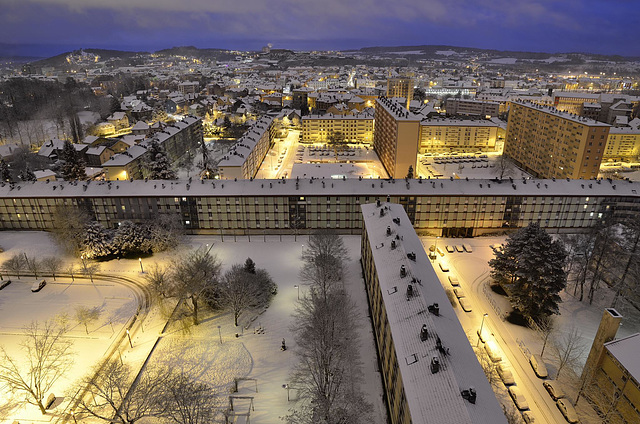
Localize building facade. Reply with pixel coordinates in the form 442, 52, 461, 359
374, 97, 420, 179
604, 127, 640, 161
301, 112, 374, 144
504, 101, 610, 179
218, 116, 275, 180
445, 98, 500, 118
419, 118, 499, 153
386, 78, 413, 108
0, 178, 636, 237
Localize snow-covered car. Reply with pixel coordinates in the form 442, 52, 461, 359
31, 279, 46, 292
484, 340, 502, 362
543, 380, 565, 400
453, 287, 466, 298
0, 279, 11, 290
439, 263, 449, 272
522, 411, 535, 423
529, 354, 548, 378
497, 363, 515, 386
445, 245, 455, 253
458, 297, 472, 312
556, 399, 579, 423
462, 244, 473, 253
508, 386, 529, 411
448, 275, 459, 286
455, 245, 464, 252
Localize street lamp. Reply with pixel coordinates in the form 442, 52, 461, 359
301, 244, 304, 253
294, 284, 299, 300
70, 412, 77, 424
126, 329, 133, 348
138, 258, 144, 273
217, 325, 222, 344
477, 313, 489, 346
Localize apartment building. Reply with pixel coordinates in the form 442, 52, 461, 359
604, 126, 640, 161
553, 92, 600, 115
0, 177, 634, 237
301, 111, 374, 144
504, 101, 610, 179
419, 118, 499, 153
386, 78, 413, 108
361, 201, 507, 424
218, 116, 275, 180
374, 97, 421, 178
445, 98, 500, 117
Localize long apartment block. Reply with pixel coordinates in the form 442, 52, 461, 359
0, 178, 637, 237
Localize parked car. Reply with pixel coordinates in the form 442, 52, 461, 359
543, 380, 565, 400
458, 297, 472, 312
556, 399, 579, 423
445, 245, 455, 253
508, 386, 529, 411
0, 279, 11, 290
439, 263, 449, 272
455, 245, 464, 252
31, 279, 46, 292
453, 287, 466, 298
448, 275, 459, 286
522, 411, 536, 423
485, 340, 502, 362
497, 363, 516, 386
530, 354, 549, 378
463, 243, 473, 253
429, 244, 436, 252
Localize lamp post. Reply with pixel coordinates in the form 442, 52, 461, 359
70, 412, 77, 424
217, 325, 222, 344
301, 244, 304, 254
294, 284, 299, 300
138, 258, 144, 273
126, 329, 133, 348
477, 313, 489, 346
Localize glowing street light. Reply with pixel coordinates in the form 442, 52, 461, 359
294, 284, 300, 300
139, 258, 144, 273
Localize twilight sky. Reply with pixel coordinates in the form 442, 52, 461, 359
1, 0, 639, 57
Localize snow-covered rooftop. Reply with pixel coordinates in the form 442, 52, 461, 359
604, 333, 640, 382
0, 177, 638, 199
218, 116, 274, 167
511, 100, 611, 127
361, 202, 507, 424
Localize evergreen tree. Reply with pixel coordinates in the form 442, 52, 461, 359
489, 223, 567, 322
197, 140, 217, 179
244, 257, 256, 274
81, 221, 113, 259
143, 140, 177, 180
0, 158, 12, 182
59, 140, 87, 180
19, 167, 37, 182
111, 221, 151, 257
406, 165, 414, 179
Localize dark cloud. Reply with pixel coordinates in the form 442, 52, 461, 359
1, 0, 638, 55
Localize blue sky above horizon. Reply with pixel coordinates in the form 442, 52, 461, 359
1, 0, 639, 57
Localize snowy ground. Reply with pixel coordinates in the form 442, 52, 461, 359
420, 235, 640, 424
0, 232, 387, 424
418, 153, 532, 180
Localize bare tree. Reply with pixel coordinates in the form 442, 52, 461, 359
51, 205, 91, 255
494, 155, 516, 179
301, 230, 349, 264
219, 264, 274, 327
75, 305, 101, 334
553, 326, 586, 379
0, 318, 74, 414
168, 247, 222, 325
41, 256, 63, 280
475, 347, 501, 390
76, 361, 169, 423
66, 264, 77, 282
80, 259, 101, 283
2, 253, 27, 278
24, 253, 41, 279
300, 231, 349, 299
502, 405, 523, 424
145, 263, 171, 298
163, 372, 217, 424
536, 316, 555, 357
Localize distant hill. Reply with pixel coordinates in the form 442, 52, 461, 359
352, 44, 640, 62
154, 46, 239, 60
31, 48, 147, 67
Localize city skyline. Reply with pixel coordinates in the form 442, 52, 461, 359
2, 0, 639, 57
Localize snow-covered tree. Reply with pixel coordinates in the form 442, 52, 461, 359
74, 305, 101, 334
111, 221, 151, 257
59, 140, 87, 181
19, 167, 37, 182
41, 256, 63, 280
166, 248, 222, 325
2, 253, 27, 278
0, 158, 12, 182
81, 221, 113, 259
406, 165, 414, 179
489, 222, 567, 322
163, 371, 217, 424
219, 263, 276, 326
146, 213, 183, 252
197, 140, 217, 179
142, 140, 177, 180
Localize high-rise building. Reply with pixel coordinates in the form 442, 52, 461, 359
387, 77, 413, 108
504, 101, 610, 179
374, 97, 420, 178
